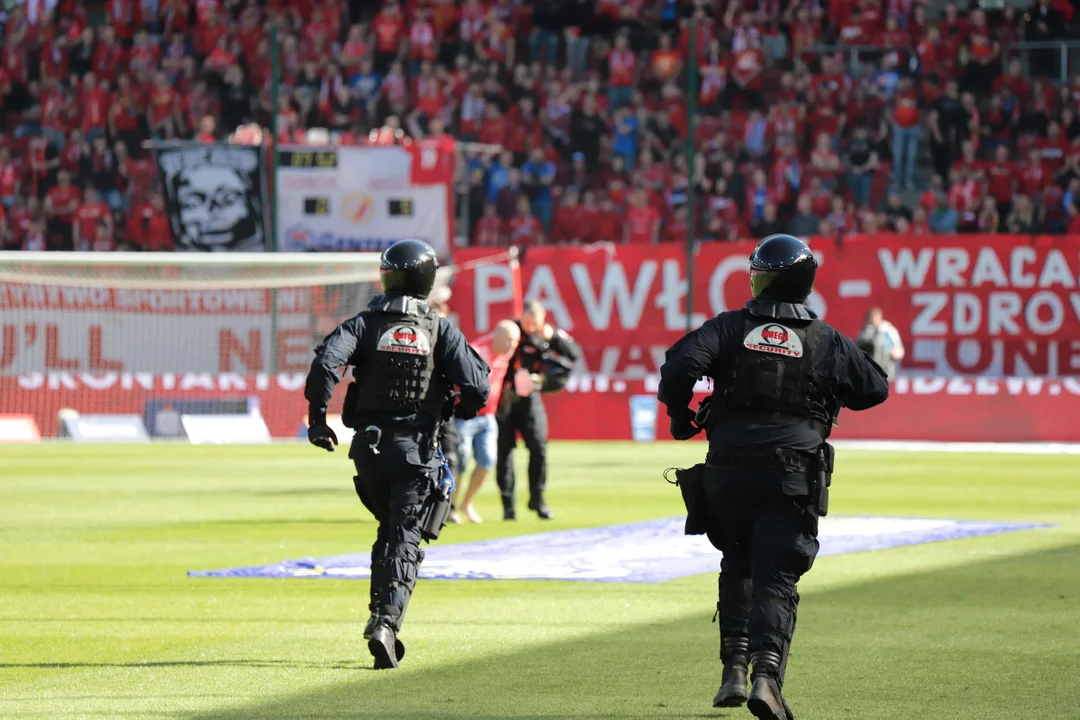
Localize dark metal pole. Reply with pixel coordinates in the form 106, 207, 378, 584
685, 19, 698, 333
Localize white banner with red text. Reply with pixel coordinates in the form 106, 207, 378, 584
276, 143, 454, 255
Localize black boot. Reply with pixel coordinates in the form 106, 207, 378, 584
747, 651, 795, 720
368, 623, 406, 670
713, 638, 749, 707
363, 613, 378, 639
527, 497, 554, 520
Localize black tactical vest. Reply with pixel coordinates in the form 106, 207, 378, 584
352, 295, 444, 419
708, 310, 834, 438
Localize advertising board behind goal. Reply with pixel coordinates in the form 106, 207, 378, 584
277, 144, 454, 255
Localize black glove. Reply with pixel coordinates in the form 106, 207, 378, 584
308, 423, 338, 452
669, 406, 701, 441
453, 401, 481, 420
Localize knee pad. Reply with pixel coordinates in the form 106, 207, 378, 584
387, 543, 422, 592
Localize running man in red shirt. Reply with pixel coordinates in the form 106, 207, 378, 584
454, 320, 521, 524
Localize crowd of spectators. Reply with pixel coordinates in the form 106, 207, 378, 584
1, 0, 1079, 252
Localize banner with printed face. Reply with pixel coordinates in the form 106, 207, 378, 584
155, 144, 269, 252
452, 235, 1080, 378
276, 143, 454, 255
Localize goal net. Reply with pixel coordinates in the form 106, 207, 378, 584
0, 251, 497, 444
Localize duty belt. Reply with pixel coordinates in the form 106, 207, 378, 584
710, 448, 812, 473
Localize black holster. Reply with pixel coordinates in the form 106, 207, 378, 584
419, 487, 452, 542
811, 442, 835, 516
341, 382, 358, 429
665, 464, 709, 535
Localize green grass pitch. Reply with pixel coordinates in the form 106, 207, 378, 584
1, 442, 1079, 719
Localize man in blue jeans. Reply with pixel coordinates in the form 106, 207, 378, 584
455, 320, 520, 523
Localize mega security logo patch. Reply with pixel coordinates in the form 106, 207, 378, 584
376, 325, 432, 355
744, 323, 804, 357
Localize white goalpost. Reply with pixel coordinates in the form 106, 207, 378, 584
0, 251, 459, 443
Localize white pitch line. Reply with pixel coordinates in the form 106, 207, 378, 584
833, 440, 1080, 455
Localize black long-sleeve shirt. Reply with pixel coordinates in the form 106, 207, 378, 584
659, 300, 889, 458
304, 310, 490, 430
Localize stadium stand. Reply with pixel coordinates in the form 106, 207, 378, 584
0, 0, 1079, 251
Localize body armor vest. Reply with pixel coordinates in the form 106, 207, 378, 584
352, 296, 444, 419
708, 310, 834, 438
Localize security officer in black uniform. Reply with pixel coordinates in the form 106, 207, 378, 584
496, 300, 581, 520
304, 239, 490, 670
658, 235, 889, 719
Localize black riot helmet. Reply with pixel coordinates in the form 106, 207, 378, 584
748, 234, 818, 304
379, 239, 439, 298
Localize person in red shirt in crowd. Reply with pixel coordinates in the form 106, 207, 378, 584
965, 9, 1000, 94
505, 97, 542, 165
607, 32, 637, 110
90, 216, 117, 251
81, 73, 112, 139
109, 73, 143, 150
624, 188, 660, 244
651, 32, 682, 86
584, 193, 617, 243
146, 70, 180, 138
1042, 180, 1067, 232
662, 205, 688, 244
129, 29, 161, 77
44, 170, 80, 251
107, 0, 142, 43
550, 189, 587, 244
729, 40, 765, 110
73, 186, 112, 251
507, 195, 542, 246
984, 144, 1016, 218
453, 319, 520, 524
1037, 121, 1069, 176
128, 191, 174, 250
891, 79, 921, 190
574, 189, 599, 242
92, 25, 126, 85
339, 24, 369, 80
992, 59, 1029, 107
947, 168, 982, 231
195, 114, 217, 144
6, 196, 35, 249
479, 103, 509, 147
22, 219, 48, 251
0, 147, 20, 210
372, 0, 404, 74
407, 8, 438, 72
952, 139, 983, 179
1018, 147, 1049, 202
473, 201, 505, 246
809, 132, 841, 189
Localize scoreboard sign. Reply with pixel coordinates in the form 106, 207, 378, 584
277, 144, 454, 255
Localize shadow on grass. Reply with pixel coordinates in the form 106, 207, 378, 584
0, 660, 369, 670
184, 541, 1079, 720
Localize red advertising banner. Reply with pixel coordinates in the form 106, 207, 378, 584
452, 235, 1080, 377
5, 374, 1078, 442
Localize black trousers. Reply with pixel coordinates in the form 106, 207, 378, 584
351, 431, 437, 632
704, 471, 820, 682
495, 393, 548, 510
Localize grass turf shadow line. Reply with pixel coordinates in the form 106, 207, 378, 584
0, 660, 370, 670
186, 541, 1080, 720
